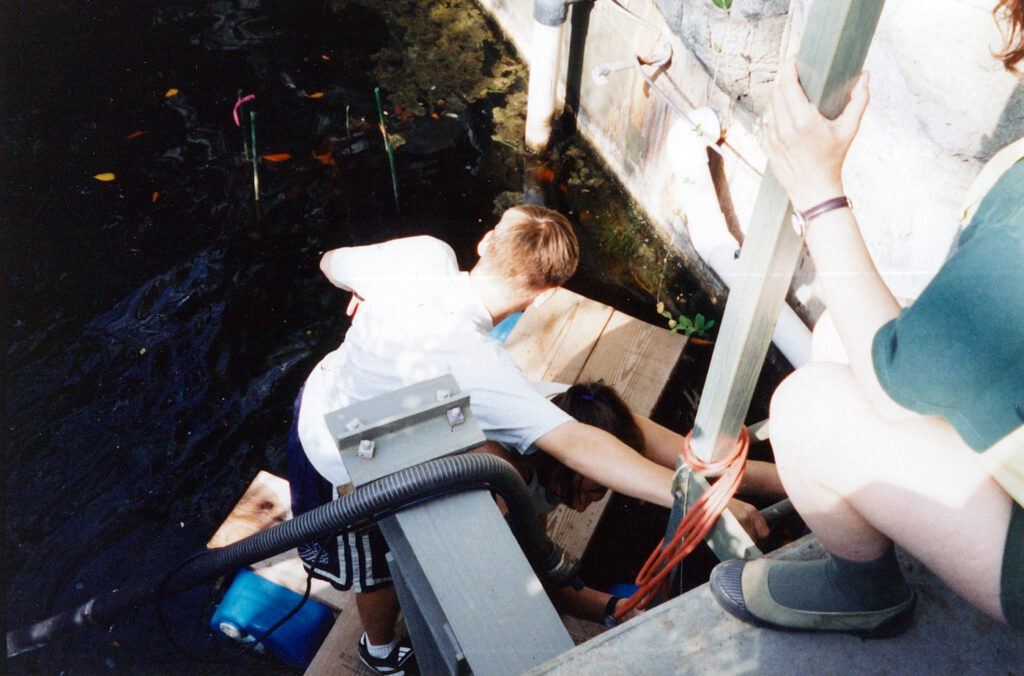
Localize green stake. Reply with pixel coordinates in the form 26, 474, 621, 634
374, 87, 400, 213
345, 103, 353, 148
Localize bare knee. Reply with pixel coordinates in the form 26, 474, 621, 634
769, 363, 874, 472
772, 363, 847, 442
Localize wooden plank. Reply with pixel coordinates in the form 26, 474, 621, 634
687, 0, 885, 560
543, 494, 612, 563
545, 310, 686, 563
208, 471, 350, 610
561, 615, 606, 646
578, 309, 686, 415
207, 470, 291, 548
304, 597, 375, 676
503, 287, 614, 383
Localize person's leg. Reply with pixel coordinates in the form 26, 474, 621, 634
356, 585, 401, 645
766, 362, 1012, 621
711, 362, 1015, 634
770, 363, 1012, 618
350, 527, 418, 674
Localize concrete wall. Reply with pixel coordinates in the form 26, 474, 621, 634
477, 0, 1023, 328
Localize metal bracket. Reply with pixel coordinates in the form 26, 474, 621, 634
324, 374, 485, 487
324, 375, 573, 674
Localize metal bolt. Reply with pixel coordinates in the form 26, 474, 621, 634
446, 407, 465, 427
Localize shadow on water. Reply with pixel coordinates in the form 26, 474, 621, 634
2, 0, 789, 672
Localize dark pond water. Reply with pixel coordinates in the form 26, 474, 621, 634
2, 0, 790, 672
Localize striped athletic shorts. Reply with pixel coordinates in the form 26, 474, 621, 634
286, 392, 393, 593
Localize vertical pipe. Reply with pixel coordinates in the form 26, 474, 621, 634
525, 0, 570, 152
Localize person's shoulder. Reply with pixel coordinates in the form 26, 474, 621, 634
380, 236, 458, 270
387, 235, 455, 256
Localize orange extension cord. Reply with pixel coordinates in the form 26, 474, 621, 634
615, 426, 750, 619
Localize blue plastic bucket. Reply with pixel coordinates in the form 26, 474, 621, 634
608, 582, 639, 599
210, 568, 334, 668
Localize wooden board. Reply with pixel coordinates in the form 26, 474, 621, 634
579, 309, 685, 415
502, 287, 615, 383
505, 292, 686, 565
304, 596, 376, 676
207, 470, 291, 548
207, 471, 349, 611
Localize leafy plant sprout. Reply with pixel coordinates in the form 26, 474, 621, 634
657, 301, 716, 338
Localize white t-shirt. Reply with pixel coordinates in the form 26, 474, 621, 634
297, 236, 573, 487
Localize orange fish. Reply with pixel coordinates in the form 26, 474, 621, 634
535, 167, 554, 183
152, 191, 160, 202
261, 153, 292, 162
305, 92, 324, 99
311, 148, 333, 165
93, 172, 116, 182
164, 88, 179, 98
124, 130, 149, 140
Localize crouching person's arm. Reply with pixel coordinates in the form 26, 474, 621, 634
551, 586, 642, 626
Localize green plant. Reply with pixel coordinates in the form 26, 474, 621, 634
711, 0, 732, 10
658, 302, 716, 338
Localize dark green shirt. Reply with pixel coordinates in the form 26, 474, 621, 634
873, 160, 1024, 451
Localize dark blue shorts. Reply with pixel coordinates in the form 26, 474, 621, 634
286, 391, 392, 593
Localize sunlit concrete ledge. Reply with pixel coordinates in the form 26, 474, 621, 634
529, 535, 1024, 674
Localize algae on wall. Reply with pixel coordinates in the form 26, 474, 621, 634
327, 0, 720, 329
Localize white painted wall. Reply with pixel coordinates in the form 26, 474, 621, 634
787, 0, 1023, 300
478, 0, 1023, 312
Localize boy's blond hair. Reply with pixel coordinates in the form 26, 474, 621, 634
485, 205, 579, 292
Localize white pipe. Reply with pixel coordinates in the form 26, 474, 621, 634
525, 20, 564, 152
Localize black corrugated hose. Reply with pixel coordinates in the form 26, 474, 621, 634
6, 453, 578, 658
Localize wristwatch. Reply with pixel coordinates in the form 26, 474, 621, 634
601, 596, 623, 628
791, 196, 852, 237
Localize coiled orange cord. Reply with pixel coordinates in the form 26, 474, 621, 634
615, 426, 750, 618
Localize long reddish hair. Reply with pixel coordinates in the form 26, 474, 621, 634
995, 0, 1024, 72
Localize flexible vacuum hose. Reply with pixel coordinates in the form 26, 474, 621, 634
7, 453, 574, 658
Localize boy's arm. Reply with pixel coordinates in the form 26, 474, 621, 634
550, 586, 641, 624
538, 421, 771, 539
632, 414, 785, 499
535, 421, 675, 507
319, 250, 356, 292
